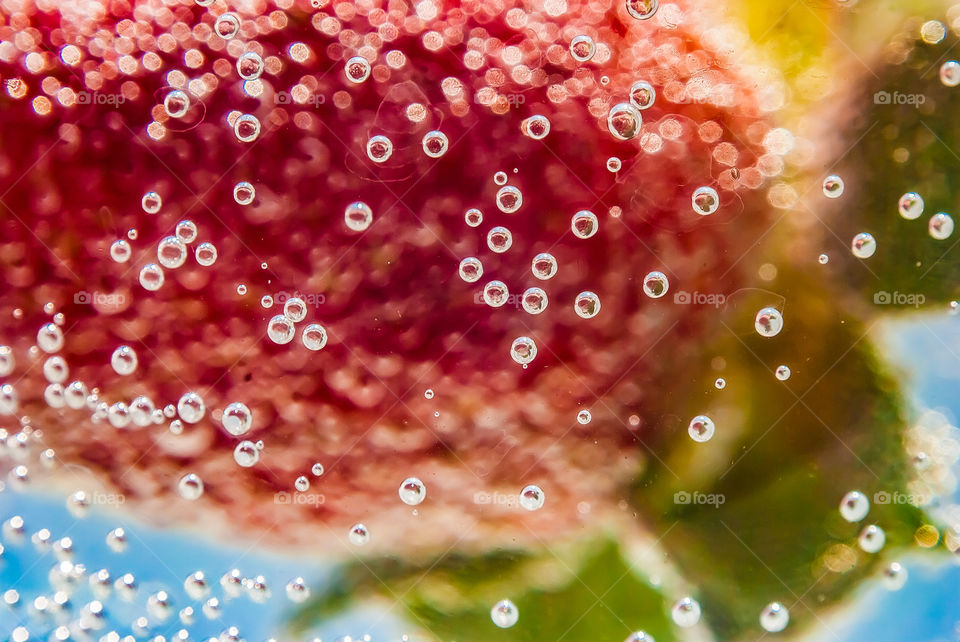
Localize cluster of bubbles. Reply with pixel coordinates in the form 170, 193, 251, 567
261, 296, 328, 352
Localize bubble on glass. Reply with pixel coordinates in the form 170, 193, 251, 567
692, 186, 720, 215
496, 186, 523, 213
195, 242, 217, 266
754, 307, 783, 337
483, 281, 509, 307
822, 175, 844, 198
929, 212, 954, 240
643, 271, 669, 298
222, 402, 253, 436
858, 524, 886, 553
520, 485, 545, 510
898, 192, 924, 220
487, 226, 513, 253
301, 324, 328, 351
629, 81, 656, 110
268, 315, 296, 345
851, 232, 876, 259
571, 210, 598, 238
344, 201, 374, 232
142, 191, 162, 214
521, 114, 550, 140
110, 346, 137, 376
398, 477, 427, 505
139, 264, 165, 291
234, 114, 261, 142
233, 441, 259, 467
164, 90, 190, 118
606, 156, 622, 172
348, 523, 370, 545
110, 239, 131, 263
775, 365, 791, 381
760, 602, 789, 633
465, 208, 483, 227
422, 130, 449, 158
491, 599, 519, 628
574, 291, 601, 319
625, 0, 658, 19
521, 287, 548, 314
510, 336, 537, 365
839, 490, 869, 522
882, 562, 907, 591
577, 409, 592, 424
236, 52, 264, 80
366, 135, 394, 163
532, 253, 558, 280
178, 473, 204, 500
458, 257, 483, 283
175, 220, 197, 244
214, 13, 240, 40
607, 102, 642, 140
157, 236, 187, 268
688, 415, 715, 442
569, 35, 596, 62
671, 597, 701, 628
233, 181, 255, 205
345, 56, 371, 83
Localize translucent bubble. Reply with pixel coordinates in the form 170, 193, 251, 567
422, 130, 449, 158
178, 473, 204, 500
37, 323, 64, 353
818, 253, 829, 264
234, 114, 261, 143
606, 157, 622, 172
510, 336, 538, 365
574, 291, 601, 318
184, 571, 210, 601
302, 324, 328, 351
483, 281, 509, 307
671, 596, 701, 627
64, 380, 88, 409
492, 171, 508, 186
66, 490, 90, 518
177, 392, 205, 424
157, 236, 187, 269
312, 462, 324, 476
858, 524, 886, 553
921, 20, 946, 44
898, 192, 924, 220
106, 527, 127, 553
214, 13, 240, 39
164, 90, 190, 118
348, 523, 370, 545
294, 475, 310, 492
822, 175, 844, 198
142, 191, 162, 214
268, 315, 296, 345
496, 186, 523, 213
465, 208, 483, 227
222, 402, 253, 436
345, 56, 371, 83
175, 220, 198, 244
195, 242, 218, 266
458, 257, 483, 283
607, 103, 642, 140
282, 297, 307, 322
398, 477, 427, 505
882, 562, 907, 591
760, 602, 789, 633
129, 395, 156, 426
839, 490, 869, 522
114, 573, 137, 601
851, 232, 876, 259
106, 401, 129, 428
569, 35, 596, 62
127, 228, 138, 240
775, 365, 791, 381
366, 135, 393, 163
532, 252, 558, 280
344, 201, 373, 232
203, 596, 222, 619
110, 346, 137, 376
642, 271, 669, 298
236, 52, 264, 80
941, 60, 960, 87
754, 307, 783, 337
487, 226, 513, 253
109, 239, 132, 263
521, 115, 550, 140
233, 181, 255, 205
625, 0, 658, 19
692, 186, 720, 215
233, 441, 259, 467
929, 212, 954, 240
491, 599, 519, 628
521, 287, 548, 314
571, 210, 599, 238
688, 415, 715, 442
0, 346, 13, 377
577, 409, 592, 424
282, 577, 310, 604
629, 81, 656, 110
715, 378, 726, 389
624, 632, 655, 642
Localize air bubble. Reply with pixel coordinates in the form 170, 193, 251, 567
672, 597, 701, 628
178, 474, 204, 500
858, 524, 886, 553
822, 175, 844, 198
510, 336, 537, 365
110, 239, 131, 263
283, 297, 307, 322
142, 192, 162, 214
577, 409, 592, 424
882, 562, 907, 591
311, 463, 324, 476
688, 415, 715, 442
164, 90, 190, 118
301, 324, 328, 351
236, 52, 264, 80
345, 56, 371, 83
110, 346, 137, 376
629, 81, 656, 110
760, 602, 789, 633
754, 307, 783, 337
625, 0, 658, 19
607, 103, 642, 140
574, 291, 601, 318
491, 599, 519, 628
295, 476, 310, 492
851, 232, 876, 258
157, 236, 187, 268
487, 226, 513, 253
494, 171, 508, 186
43, 356, 67, 383
177, 392, 205, 424
532, 253, 558, 280
398, 477, 427, 505
929, 212, 954, 240
366, 135, 393, 163
465, 208, 483, 227
692, 186, 720, 215
571, 210, 598, 238
483, 281, 509, 307
286, 578, 310, 603
195, 242, 217, 266
37, 323, 63, 353
233, 441, 259, 467
898, 192, 924, 220
268, 315, 296, 345
422, 130, 449, 158
521, 115, 550, 139
222, 402, 253, 436
348, 523, 370, 545
214, 13, 240, 39
775, 365, 791, 381
715, 378, 726, 389
233, 182, 255, 205
520, 485, 545, 510
606, 157, 622, 172
344, 201, 373, 232
234, 114, 261, 143
139, 264, 165, 291
175, 220, 197, 243
642, 271, 669, 298
569, 35, 596, 62
496, 186, 523, 213
839, 490, 869, 522
521, 287, 548, 314
458, 257, 483, 283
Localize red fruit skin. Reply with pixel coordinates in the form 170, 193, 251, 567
0, 0, 778, 551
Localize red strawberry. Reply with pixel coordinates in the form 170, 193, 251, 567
0, 0, 783, 551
